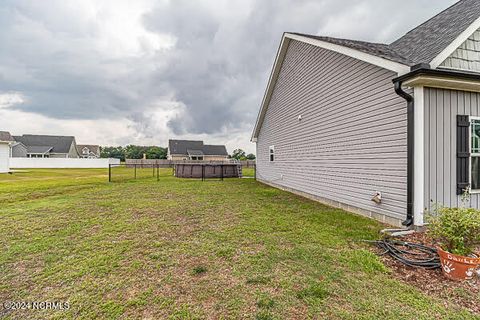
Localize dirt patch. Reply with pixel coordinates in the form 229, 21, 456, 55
371, 232, 479, 315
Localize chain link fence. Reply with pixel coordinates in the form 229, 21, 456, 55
108, 163, 173, 182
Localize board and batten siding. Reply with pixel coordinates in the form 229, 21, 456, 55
424, 87, 480, 210
256, 39, 408, 224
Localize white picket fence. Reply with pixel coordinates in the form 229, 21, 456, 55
10, 157, 120, 169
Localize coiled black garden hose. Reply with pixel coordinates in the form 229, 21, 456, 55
363, 239, 441, 269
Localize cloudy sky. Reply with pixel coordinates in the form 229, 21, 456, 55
0, 0, 456, 154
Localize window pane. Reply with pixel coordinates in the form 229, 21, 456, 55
472, 120, 480, 154
472, 157, 480, 190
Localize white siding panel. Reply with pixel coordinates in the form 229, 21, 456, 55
0, 144, 10, 173
256, 40, 408, 220
9, 158, 120, 168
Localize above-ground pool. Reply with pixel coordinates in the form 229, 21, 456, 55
174, 163, 241, 179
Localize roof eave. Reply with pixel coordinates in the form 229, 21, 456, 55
251, 33, 290, 141
393, 67, 480, 93
430, 16, 480, 68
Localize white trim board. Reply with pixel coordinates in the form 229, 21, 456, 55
251, 33, 410, 140
430, 16, 480, 68
413, 86, 425, 227
469, 116, 480, 193
285, 34, 410, 75
251, 35, 290, 142
404, 76, 480, 93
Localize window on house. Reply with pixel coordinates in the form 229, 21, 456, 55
269, 146, 275, 162
471, 118, 480, 190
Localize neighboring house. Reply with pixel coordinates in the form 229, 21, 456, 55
167, 140, 228, 161
13, 135, 80, 158
0, 131, 14, 173
252, 0, 480, 228
77, 145, 100, 158
10, 142, 27, 158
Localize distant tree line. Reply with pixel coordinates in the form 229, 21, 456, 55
100, 145, 167, 162
100, 145, 255, 162
229, 149, 255, 161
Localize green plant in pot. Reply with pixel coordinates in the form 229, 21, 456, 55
426, 195, 480, 280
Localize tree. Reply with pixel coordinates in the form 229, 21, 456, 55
124, 145, 145, 159
100, 146, 125, 161
231, 149, 246, 160
246, 153, 256, 160
145, 146, 167, 159
101, 145, 168, 161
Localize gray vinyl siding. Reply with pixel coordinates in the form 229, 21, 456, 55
49, 153, 68, 158
256, 40, 408, 221
68, 141, 79, 158
11, 144, 27, 157
424, 87, 480, 210
441, 28, 480, 72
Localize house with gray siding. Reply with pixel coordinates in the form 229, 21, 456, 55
77, 145, 101, 159
13, 135, 80, 158
10, 142, 27, 158
167, 139, 229, 161
252, 0, 480, 227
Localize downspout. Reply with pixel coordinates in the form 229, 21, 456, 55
393, 80, 414, 227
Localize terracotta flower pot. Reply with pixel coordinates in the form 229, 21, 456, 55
437, 247, 480, 281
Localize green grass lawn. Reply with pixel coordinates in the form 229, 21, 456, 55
0, 169, 477, 319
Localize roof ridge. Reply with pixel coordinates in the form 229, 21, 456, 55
21, 134, 74, 137
289, 32, 387, 46
393, 0, 463, 42
288, 32, 415, 66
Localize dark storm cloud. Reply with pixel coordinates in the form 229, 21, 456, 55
0, 0, 456, 138
143, 0, 456, 135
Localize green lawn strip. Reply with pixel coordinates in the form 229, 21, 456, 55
0, 169, 477, 319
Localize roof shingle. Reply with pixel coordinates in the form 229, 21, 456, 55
0, 131, 13, 142
390, 0, 480, 64
13, 135, 76, 154
77, 144, 100, 155
27, 146, 53, 154
169, 140, 228, 156
290, 33, 415, 65
292, 0, 480, 67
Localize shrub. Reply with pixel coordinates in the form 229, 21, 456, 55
426, 205, 480, 256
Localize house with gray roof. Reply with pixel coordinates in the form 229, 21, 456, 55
77, 145, 100, 159
12, 134, 80, 158
167, 139, 228, 161
252, 0, 480, 228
